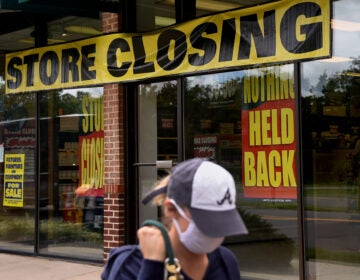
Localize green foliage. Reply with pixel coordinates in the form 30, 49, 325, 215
235, 208, 294, 244
307, 247, 360, 264
0, 214, 102, 247
0, 213, 34, 240
226, 208, 295, 268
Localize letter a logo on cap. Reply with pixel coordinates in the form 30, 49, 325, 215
217, 188, 233, 205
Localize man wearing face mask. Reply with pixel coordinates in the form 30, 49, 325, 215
102, 158, 248, 280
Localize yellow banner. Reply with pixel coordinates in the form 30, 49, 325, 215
5, 0, 331, 93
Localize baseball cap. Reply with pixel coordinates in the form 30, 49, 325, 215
142, 158, 248, 237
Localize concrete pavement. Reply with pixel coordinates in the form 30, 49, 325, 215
0, 253, 103, 280
1, 252, 360, 280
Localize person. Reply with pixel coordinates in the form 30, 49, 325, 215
102, 158, 248, 280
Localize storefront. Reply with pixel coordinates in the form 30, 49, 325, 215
0, 0, 359, 279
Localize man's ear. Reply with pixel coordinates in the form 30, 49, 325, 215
164, 198, 178, 218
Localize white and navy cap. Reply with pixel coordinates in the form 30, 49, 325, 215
143, 158, 248, 237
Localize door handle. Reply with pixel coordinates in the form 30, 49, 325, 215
133, 160, 173, 169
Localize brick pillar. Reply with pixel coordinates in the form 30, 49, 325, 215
102, 12, 126, 261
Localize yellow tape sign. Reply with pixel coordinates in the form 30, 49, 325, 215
5, 0, 330, 93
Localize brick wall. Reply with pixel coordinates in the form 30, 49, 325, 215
101, 12, 126, 261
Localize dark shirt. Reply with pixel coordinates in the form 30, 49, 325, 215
102, 245, 242, 280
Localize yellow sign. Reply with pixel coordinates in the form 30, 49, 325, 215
5, 0, 331, 93
79, 95, 104, 189
242, 66, 297, 199
3, 154, 25, 207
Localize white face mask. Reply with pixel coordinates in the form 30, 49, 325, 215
170, 199, 224, 254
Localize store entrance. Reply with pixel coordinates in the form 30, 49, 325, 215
136, 81, 178, 224
136, 66, 301, 279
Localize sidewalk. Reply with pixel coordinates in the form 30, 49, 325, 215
0, 253, 103, 280
1, 252, 360, 280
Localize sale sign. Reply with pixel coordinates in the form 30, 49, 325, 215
3, 154, 25, 207
242, 66, 297, 199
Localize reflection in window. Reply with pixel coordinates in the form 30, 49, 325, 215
0, 91, 36, 253
137, 81, 177, 225
302, 0, 360, 278
136, 0, 175, 31
39, 87, 104, 261
184, 65, 299, 279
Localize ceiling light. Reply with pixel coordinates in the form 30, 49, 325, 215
64, 25, 101, 35
162, 0, 241, 12
155, 16, 175, 27
18, 38, 66, 44
196, 0, 241, 11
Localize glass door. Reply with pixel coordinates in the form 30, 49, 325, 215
137, 81, 178, 224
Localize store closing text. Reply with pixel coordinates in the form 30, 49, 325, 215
5, 0, 330, 93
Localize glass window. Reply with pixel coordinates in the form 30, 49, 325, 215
0, 87, 36, 253
38, 87, 104, 261
0, 19, 37, 250
184, 65, 299, 279
196, 0, 270, 17
301, 0, 360, 278
47, 16, 102, 45
136, 0, 275, 31
136, 0, 176, 31
0, 10, 103, 259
